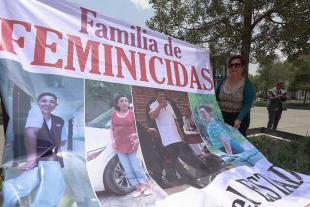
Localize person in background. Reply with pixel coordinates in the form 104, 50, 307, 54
215, 55, 255, 137
182, 106, 196, 132
110, 94, 152, 198
182, 106, 206, 157
266, 81, 287, 129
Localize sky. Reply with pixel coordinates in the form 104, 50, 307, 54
67, 0, 257, 75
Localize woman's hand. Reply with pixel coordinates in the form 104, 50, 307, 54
131, 139, 139, 150
234, 119, 241, 129
129, 133, 138, 140
226, 152, 234, 156
129, 133, 139, 150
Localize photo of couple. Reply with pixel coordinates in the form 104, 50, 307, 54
131, 86, 230, 195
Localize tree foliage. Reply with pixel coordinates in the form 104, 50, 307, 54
247, 52, 293, 98
288, 55, 310, 105
248, 54, 309, 105
85, 80, 132, 106
256, 54, 292, 87
188, 93, 222, 122
248, 74, 260, 94
147, 0, 310, 74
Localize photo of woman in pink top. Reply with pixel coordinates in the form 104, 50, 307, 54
110, 94, 152, 198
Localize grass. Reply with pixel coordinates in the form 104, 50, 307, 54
248, 135, 310, 175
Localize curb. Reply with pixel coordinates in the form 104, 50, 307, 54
253, 105, 310, 110
247, 127, 304, 140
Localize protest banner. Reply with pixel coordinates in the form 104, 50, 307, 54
0, 0, 309, 206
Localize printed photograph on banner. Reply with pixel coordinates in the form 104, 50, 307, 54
188, 93, 265, 167
84, 80, 167, 206
0, 59, 100, 206
131, 86, 235, 195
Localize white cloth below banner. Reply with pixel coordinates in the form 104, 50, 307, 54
157, 158, 310, 207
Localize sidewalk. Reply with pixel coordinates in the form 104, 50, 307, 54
249, 107, 310, 137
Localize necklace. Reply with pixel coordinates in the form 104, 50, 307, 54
223, 83, 243, 94
222, 78, 245, 94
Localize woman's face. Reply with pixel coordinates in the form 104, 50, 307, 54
228, 58, 244, 76
199, 108, 211, 121
117, 96, 129, 111
38, 95, 57, 114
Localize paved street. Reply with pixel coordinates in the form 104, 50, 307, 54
249, 106, 310, 137
96, 182, 167, 207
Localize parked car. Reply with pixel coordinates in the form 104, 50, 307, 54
85, 107, 135, 195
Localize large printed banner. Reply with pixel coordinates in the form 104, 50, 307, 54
0, 0, 310, 206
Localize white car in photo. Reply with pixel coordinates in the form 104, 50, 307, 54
85, 107, 135, 195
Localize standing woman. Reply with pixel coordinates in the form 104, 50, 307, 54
215, 55, 255, 137
110, 94, 152, 198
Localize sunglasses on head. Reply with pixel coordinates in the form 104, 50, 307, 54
228, 63, 242, 68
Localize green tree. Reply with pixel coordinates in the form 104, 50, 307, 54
248, 74, 260, 95
255, 53, 279, 94
289, 55, 310, 105
250, 52, 293, 98
147, 0, 310, 75
85, 80, 132, 106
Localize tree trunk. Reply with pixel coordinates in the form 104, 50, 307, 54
303, 90, 307, 105
241, 2, 253, 78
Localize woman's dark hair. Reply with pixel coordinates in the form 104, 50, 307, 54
199, 104, 212, 114
228, 55, 247, 66
114, 94, 129, 111
37, 92, 57, 103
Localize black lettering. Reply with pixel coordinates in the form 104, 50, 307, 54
255, 174, 292, 196
237, 179, 278, 202
248, 176, 281, 201
232, 199, 246, 207
268, 165, 303, 185
226, 186, 262, 207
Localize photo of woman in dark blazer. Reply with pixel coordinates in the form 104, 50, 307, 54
2, 92, 67, 207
